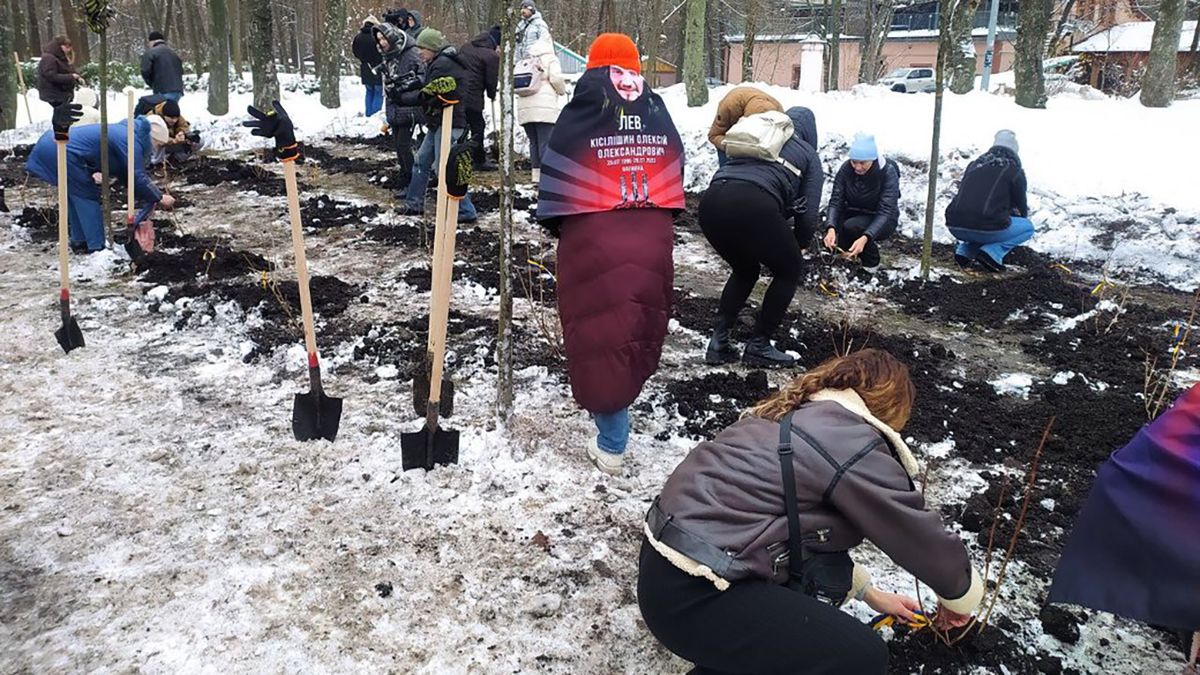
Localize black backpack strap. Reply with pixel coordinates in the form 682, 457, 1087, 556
777, 411, 806, 577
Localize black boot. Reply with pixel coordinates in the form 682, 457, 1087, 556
743, 335, 796, 368
704, 316, 739, 365
0, 186, 7, 213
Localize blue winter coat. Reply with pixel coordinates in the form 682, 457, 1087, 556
26, 118, 162, 204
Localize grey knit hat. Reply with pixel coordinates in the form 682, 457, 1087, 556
993, 129, 1019, 154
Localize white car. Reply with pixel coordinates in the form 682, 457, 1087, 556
880, 67, 936, 93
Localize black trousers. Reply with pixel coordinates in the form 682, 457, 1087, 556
465, 107, 487, 166
700, 179, 803, 337
637, 540, 887, 675
392, 110, 418, 190
832, 215, 889, 268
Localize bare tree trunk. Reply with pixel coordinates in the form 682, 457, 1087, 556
645, 0, 661, 87
311, 0, 322, 70
1047, 0, 1077, 57
247, 0, 280, 109
683, 0, 707, 105
60, 0, 88, 62
947, 0, 981, 94
1015, 0, 1049, 108
859, 0, 894, 83
209, 0, 230, 115
1140, 0, 1186, 107
9, 0, 24, 59
598, 0, 618, 33
496, 5, 516, 421
741, 0, 757, 82
923, 0, 955, 280
23, 0, 37, 56
317, 0, 344, 107
295, 1, 306, 76
231, 0, 244, 77
827, 0, 842, 90
0, 0, 15, 130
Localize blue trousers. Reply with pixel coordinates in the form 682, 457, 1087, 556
406, 126, 477, 221
161, 91, 183, 103
67, 195, 106, 251
949, 216, 1035, 264
594, 408, 630, 454
364, 84, 383, 117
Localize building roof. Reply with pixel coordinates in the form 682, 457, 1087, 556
1073, 20, 1198, 53
724, 26, 1015, 44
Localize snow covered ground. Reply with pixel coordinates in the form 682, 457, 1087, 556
1, 75, 1195, 673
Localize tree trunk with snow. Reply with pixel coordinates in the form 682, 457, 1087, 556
858, 0, 895, 84
1139, 0, 1186, 107
317, 0, 344, 108
495, 5, 516, 421
683, 0, 707, 106
0, 0, 14, 130
827, 0, 842, 90
1047, 0, 1078, 57
231, 0, 244, 79
741, 0, 756, 82
1014, 0, 1049, 108
247, 0, 280, 110
922, 0, 953, 280
208, 0, 230, 116
947, 0, 981, 94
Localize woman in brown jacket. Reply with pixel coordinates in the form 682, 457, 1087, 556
38, 36, 84, 106
708, 86, 782, 166
638, 349, 982, 674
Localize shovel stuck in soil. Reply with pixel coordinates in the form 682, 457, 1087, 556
54, 139, 85, 353
402, 106, 460, 471
282, 155, 343, 442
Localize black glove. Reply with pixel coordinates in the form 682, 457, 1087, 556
243, 100, 300, 161
790, 195, 808, 216
396, 71, 422, 93
51, 103, 84, 141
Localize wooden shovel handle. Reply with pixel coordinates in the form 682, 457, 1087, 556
56, 141, 70, 293
426, 104, 457, 405
14, 53, 32, 126
282, 160, 320, 363
126, 90, 135, 222
426, 104, 455, 354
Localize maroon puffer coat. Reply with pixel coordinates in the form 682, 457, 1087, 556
556, 209, 674, 413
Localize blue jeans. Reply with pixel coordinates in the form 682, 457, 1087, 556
594, 408, 630, 454
949, 216, 1035, 264
68, 195, 106, 251
716, 149, 728, 167
161, 92, 183, 103
364, 84, 383, 117
406, 126, 477, 221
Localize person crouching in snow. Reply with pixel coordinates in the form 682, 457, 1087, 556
823, 133, 900, 269
136, 96, 201, 164
708, 86, 782, 167
535, 33, 685, 476
26, 113, 176, 253
944, 130, 1034, 273
638, 349, 983, 674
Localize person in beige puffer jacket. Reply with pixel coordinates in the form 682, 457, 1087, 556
516, 37, 566, 184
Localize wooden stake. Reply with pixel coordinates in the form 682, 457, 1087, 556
126, 90, 135, 224
14, 52, 33, 125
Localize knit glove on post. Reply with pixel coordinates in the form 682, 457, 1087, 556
52, 103, 84, 141
422, 76, 459, 106
243, 100, 301, 162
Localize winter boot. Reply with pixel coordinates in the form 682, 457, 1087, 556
743, 335, 796, 368
975, 251, 1006, 273
704, 316, 739, 365
953, 253, 973, 268
586, 437, 623, 476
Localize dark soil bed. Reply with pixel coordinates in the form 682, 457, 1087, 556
651, 371, 773, 440
172, 156, 306, 196
13, 206, 57, 242
138, 232, 273, 285
302, 195, 382, 229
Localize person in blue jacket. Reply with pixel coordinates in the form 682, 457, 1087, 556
26, 115, 175, 253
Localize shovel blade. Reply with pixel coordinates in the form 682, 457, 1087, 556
412, 367, 454, 418
400, 425, 460, 471
123, 236, 147, 264
55, 317, 85, 353
292, 390, 344, 442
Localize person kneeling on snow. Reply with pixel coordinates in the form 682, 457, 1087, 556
708, 86, 782, 167
638, 349, 982, 674
944, 130, 1034, 273
136, 96, 201, 164
535, 33, 685, 476
26, 112, 176, 253
823, 133, 900, 269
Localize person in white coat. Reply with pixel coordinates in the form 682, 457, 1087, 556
515, 0, 550, 61
516, 37, 565, 184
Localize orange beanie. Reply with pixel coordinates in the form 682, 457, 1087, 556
586, 33, 641, 73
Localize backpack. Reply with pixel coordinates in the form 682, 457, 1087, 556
514, 57, 545, 97
723, 111, 801, 175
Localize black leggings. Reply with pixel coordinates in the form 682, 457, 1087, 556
465, 107, 487, 165
637, 540, 887, 675
700, 179, 802, 337
832, 215, 889, 268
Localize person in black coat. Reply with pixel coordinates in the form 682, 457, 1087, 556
785, 107, 824, 247
395, 28, 478, 222
700, 120, 815, 368
944, 130, 1034, 273
140, 32, 185, 102
37, 36, 84, 106
353, 16, 385, 117
459, 28, 501, 170
823, 133, 900, 269
375, 21, 426, 194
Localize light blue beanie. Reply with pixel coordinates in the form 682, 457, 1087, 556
848, 133, 878, 161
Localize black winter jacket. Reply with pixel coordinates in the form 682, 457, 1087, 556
376, 23, 426, 119
459, 32, 499, 112
827, 159, 901, 241
944, 146, 1028, 232
711, 136, 811, 220
397, 46, 470, 130
37, 40, 77, 105
786, 106, 818, 149
352, 25, 383, 85
140, 40, 184, 94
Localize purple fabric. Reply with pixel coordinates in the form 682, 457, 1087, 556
1048, 383, 1200, 630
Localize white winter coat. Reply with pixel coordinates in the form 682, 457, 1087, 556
516, 40, 566, 126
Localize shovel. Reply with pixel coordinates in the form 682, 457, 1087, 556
282, 156, 343, 442
122, 201, 157, 263
54, 139, 85, 353
402, 105, 460, 471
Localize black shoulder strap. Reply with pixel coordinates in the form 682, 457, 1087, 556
777, 411, 806, 575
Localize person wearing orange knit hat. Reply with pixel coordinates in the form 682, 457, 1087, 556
534, 33, 686, 476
